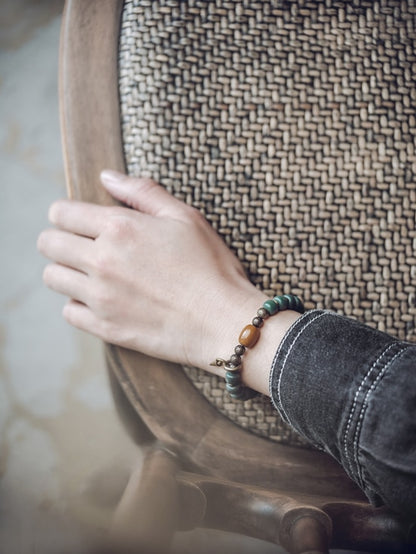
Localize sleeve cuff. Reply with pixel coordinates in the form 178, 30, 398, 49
269, 310, 402, 483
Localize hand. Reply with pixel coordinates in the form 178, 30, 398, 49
37, 171, 266, 373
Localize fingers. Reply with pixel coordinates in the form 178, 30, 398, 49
37, 228, 93, 273
100, 170, 187, 219
43, 263, 90, 304
48, 199, 109, 238
62, 299, 104, 338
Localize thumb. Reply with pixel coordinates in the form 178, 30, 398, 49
100, 169, 184, 218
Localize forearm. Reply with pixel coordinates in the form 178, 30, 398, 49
270, 310, 416, 517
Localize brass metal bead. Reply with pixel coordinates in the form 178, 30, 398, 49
225, 361, 241, 372
230, 354, 242, 366
257, 307, 269, 319
234, 344, 246, 356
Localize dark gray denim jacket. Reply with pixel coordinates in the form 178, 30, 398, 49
269, 310, 416, 518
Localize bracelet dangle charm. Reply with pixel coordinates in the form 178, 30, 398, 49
210, 294, 305, 401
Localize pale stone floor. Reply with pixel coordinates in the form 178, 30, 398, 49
0, 2, 363, 553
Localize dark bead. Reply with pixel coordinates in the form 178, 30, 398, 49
234, 344, 246, 356
225, 370, 241, 386
257, 307, 269, 319
252, 316, 264, 328
228, 385, 258, 401
243, 388, 258, 400
230, 354, 242, 366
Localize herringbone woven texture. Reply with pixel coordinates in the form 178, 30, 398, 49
118, 0, 416, 445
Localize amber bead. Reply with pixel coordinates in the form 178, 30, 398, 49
238, 324, 260, 348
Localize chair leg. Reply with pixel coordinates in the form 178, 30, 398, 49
109, 446, 180, 553
107, 451, 332, 554
176, 472, 332, 554
286, 515, 330, 554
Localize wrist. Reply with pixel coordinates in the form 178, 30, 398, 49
189, 283, 302, 396
242, 308, 301, 395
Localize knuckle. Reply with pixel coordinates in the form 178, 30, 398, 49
134, 177, 158, 195
92, 284, 113, 311
91, 250, 114, 276
184, 205, 204, 224
103, 215, 135, 240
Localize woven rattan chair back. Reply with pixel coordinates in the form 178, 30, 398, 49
118, 0, 416, 445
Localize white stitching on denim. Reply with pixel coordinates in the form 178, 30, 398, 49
353, 346, 406, 488
342, 342, 397, 479
276, 311, 327, 427
269, 310, 313, 402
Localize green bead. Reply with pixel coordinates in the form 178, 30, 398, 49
293, 295, 304, 313
273, 295, 289, 310
226, 383, 258, 401
284, 294, 297, 309
226, 383, 244, 396
283, 294, 305, 313
225, 370, 242, 386
263, 298, 279, 315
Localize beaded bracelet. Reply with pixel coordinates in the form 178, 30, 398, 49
210, 294, 305, 401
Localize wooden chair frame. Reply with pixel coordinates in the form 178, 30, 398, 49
59, 1, 415, 552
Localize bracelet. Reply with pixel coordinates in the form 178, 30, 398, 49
210, 294, 305, 401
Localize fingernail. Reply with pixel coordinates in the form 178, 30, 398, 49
100, 169, 127, 185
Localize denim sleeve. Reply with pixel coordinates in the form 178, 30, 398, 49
269, 309, 416, 517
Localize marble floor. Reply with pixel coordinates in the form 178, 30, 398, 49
0, 2, 365, 553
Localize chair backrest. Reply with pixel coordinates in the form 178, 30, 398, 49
59, 0, 416, 540
117, 0, 416, 445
